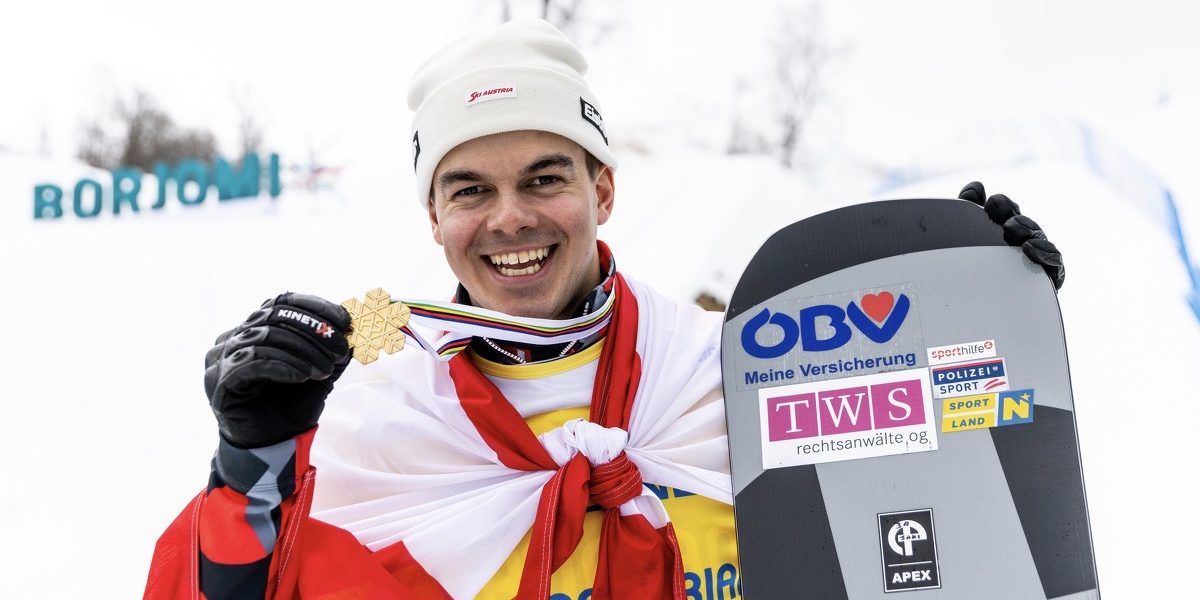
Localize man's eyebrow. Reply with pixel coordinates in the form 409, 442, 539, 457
522, 153, 576, 176
437, 169, 484, 191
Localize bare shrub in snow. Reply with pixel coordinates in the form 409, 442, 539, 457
77, 89, 217, 172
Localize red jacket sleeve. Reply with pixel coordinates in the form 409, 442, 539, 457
142, 428, 450, 599
144, 428, 316, 599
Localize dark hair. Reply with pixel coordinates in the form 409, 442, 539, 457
584, 150, 603, 179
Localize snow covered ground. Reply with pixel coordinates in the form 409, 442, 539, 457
2, 140, 1197, 598
2, 1, 1199, 598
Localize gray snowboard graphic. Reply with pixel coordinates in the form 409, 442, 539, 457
722, 199, 1098, 599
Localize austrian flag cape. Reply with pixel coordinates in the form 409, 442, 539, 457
146, 273, 732, 599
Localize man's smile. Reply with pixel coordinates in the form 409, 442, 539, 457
485, 244, 556, 277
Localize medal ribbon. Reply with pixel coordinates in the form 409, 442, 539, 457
395, 290, 616, 360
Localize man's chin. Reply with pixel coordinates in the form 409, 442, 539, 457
471, 289, 568, 320
468, 262, 594, 320
497, 300, 569, 320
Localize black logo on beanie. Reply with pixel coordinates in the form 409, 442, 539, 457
412, 131, 421, 171
580, 98, 608, 145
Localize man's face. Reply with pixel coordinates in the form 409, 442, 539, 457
428, 130, 615, 319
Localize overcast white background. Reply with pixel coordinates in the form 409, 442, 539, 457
2, 1, 1199, 597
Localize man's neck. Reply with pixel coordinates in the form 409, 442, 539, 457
458, 245, 616, 365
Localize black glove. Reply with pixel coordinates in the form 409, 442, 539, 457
958, 181, 1065, 290
204, 293, 353, 448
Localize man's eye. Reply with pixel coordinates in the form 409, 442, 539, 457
531, 175, 562, 187
454, 185, 483, 197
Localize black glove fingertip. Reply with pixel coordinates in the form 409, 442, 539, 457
243, 306, 273, 328
1023, 238, 1061, 263
1014, 214, 1041, 230
1022, 239, 1065, 290
1002, 215, 1042, 245
204, 343, 226, 368
985, 193, 1021, 224
958, 181, 986, 206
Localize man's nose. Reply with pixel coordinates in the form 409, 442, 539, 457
487, 188, 537, 235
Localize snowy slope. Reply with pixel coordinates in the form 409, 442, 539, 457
2, 139, 1198, 597
3, 1, 1200, 597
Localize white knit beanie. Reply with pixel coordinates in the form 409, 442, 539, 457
408, 18, 617, 208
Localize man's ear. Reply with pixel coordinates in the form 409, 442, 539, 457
428, 200, 444, 246
594, 165, 615, 226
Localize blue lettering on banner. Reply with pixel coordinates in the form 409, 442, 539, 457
644, 484, 697, 501
741, 293, 911, 358
646, 484, 670, 500
844, 299, 909, 344
798, 304, 853, 352
152, 161, 171, 209
716, 563, 738, 597
684, 563, 741, 600
557, 563, 740, 600
741, 309, 800, 359
797, 352, 918, 378
930, 358, 1006, 386
112, 167, 142, 214
73, 179, 103, 218
744, 367, 796, 385
215, 154, 261, 200
32, 184, 63, 219
32, 153, 283, 221
685, 572, 700, 599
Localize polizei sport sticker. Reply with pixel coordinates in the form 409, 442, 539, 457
929, 357, 1008, 399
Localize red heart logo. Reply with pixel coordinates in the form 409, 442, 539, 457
860, 292, 895, 323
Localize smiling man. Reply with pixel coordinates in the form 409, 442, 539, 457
145, 17, 1064, 600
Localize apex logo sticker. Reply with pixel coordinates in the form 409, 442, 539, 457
878, 508, 941, 593
741, 290, 911, 359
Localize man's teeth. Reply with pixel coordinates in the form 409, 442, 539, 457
488, 247, 549, 266
498, 262, 543, 276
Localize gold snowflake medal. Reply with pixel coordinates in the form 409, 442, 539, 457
341, 288, 411, 365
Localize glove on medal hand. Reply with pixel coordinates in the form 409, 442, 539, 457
958, 181, 1066, 290
204, 293, 353, 448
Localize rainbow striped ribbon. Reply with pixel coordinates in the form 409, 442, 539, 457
395, 291, 616, 361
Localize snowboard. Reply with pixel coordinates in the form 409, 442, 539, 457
721, 198, 1099, 599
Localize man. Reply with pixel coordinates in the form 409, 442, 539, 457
144, 18, 1064, 600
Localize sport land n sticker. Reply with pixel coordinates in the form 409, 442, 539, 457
941, 389, 1035, 433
